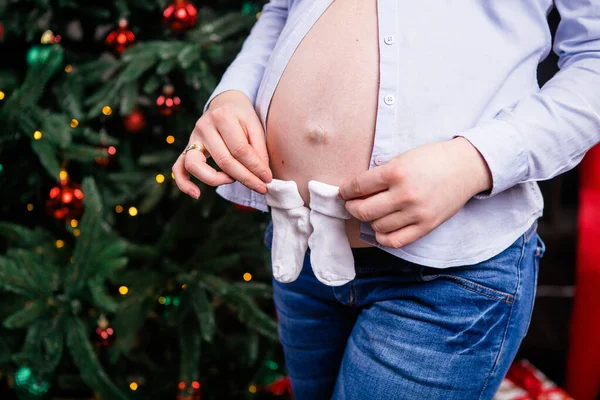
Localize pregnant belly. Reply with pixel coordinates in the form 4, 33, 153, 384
265, 0, 380, 247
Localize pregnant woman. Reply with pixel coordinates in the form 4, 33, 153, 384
173, 1, 600, 399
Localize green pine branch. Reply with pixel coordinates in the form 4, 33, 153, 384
66, 317, 131, 400
0, 176, 132, 395
0, 2, 280, 397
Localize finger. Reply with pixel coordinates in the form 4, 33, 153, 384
201, 126, 268, 194
172, 154, 201, 199
243, 112, 272, 182
338, 167, 388, 200
371, 209, 418, 234
345, 191, 397, 222
184, 150, 235, 187
375, 224, 424, 249
213, 109, 272, 183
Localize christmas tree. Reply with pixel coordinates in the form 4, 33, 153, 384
0, 1, 291, 399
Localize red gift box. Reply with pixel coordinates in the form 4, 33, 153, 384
494, 360, 574, 400
495, 378, 533, 400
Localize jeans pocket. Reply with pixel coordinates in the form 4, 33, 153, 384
420, 221, 541, 305
419, 232, 527, 305
421, 271, 515, 304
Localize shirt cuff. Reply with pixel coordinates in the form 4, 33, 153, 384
453, 118, 529, 199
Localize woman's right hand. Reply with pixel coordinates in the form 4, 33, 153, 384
172, 90, 273, 199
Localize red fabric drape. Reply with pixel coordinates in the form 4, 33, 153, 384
565, 144, 600, 399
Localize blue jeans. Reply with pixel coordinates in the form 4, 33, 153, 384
264, 219, 546, 400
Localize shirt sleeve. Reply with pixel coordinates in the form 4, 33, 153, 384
454, 1, 600, 199
202, 0, 290, 113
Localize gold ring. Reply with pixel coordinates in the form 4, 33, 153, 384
183, 143, 208, 156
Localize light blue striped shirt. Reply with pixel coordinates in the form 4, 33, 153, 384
204, 0, 600, 268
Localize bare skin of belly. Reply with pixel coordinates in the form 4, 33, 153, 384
265, 0, 380, 248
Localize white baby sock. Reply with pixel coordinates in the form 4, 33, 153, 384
307, 180, 355, 286
265, 179, 312, 283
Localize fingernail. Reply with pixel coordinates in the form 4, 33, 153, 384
191, 189, 200, 199
337, 191, 343, 198
257, 184, 267, 193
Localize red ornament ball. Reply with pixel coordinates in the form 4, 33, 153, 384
46, 182, 84, 220
0, 23, 4, 41
156, 85, 181, 116
176, 381, 201, 400
123, 108, 146, 133
163, 0, 198, 33
95, 146, 117, 166
264, 376, 292, 396
105, 18, 135, 54
93, 315, 116, 348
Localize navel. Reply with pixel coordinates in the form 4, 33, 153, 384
305, 122, 331, 145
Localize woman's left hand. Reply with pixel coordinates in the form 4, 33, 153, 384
338, 137, 493, 248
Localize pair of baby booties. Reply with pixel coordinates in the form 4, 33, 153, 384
265, 179, 355, 287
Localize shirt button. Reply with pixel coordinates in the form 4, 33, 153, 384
374, 156, 386, 166
384, 35, 395, 45
384, 94, 395, 105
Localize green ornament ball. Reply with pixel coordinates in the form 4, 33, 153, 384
14, 366, 51, 400
241, 1, 260, 15
26, 45, 63, 73
254, 359, 284, 387
26, 45, 51, 65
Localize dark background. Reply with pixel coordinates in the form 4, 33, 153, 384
519, 7, 579, 387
